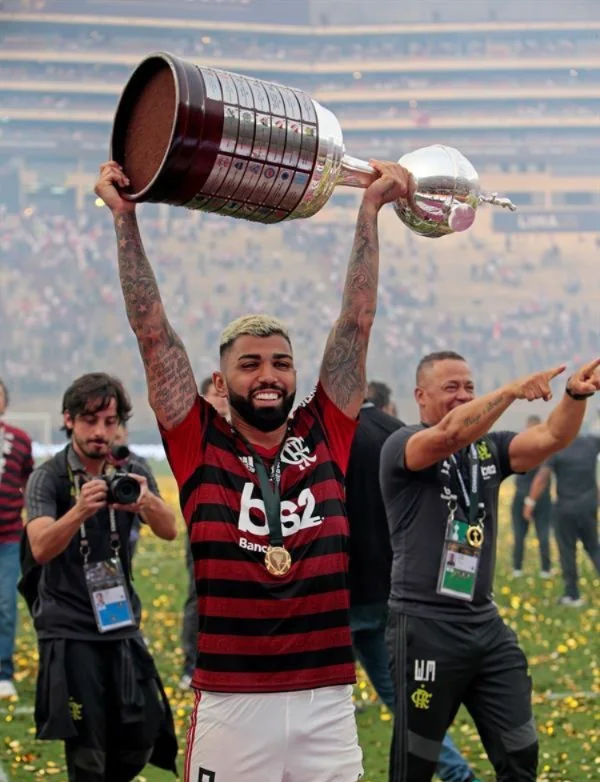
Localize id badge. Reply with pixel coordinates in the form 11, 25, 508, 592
436, 519, 481, 602
84, 557, 135, 633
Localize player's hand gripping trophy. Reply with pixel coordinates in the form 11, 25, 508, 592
109, 52, 516, 238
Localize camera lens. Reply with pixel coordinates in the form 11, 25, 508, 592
111, 475, 141, 505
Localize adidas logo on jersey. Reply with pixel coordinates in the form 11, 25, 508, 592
239, 455, 255, 473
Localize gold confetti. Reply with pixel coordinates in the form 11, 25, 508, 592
3, 478, 598, 781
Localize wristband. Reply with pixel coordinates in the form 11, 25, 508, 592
524, 497, 536, 509
565, 384, 594, 401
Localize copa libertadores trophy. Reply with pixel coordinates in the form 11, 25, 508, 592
110, 52, 516, 238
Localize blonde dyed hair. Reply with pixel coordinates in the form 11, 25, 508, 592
219, 314, 291, 356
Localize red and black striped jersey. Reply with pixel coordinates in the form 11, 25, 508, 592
160, 383, 358, 693
0, 423, 34, 544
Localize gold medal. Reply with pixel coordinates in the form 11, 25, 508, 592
466, 525, 484, 548
265, 546, 292, 577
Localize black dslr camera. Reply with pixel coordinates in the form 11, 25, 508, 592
103, 470, 140, 505
104, 450, 141, 505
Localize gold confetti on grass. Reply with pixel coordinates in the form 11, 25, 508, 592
2, 477, 598, 781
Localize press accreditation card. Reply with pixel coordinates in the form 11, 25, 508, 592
84, 558, 135, 633
436, 519, 480, 602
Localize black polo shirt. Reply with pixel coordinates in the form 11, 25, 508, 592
25, 444, 159, 641
345, 403, 404, 606
380, 424, 516, 622
547, 435, 600, 513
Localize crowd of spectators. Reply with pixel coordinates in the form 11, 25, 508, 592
3, 17, 599, 168
1, 123, 598, 170
1, 63, 597, 94
3, 23, 600, 64
3, 0, 596, 26
2, 24, 598, 165
2, 200, 599, 436
3, 10, 600, 436
4, 91, 598, 126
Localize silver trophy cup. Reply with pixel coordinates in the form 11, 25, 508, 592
111, 52, 516, 236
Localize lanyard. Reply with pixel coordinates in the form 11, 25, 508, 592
67, 461, 119, 563
236, 430, 288, 549
449, 443, 484, 526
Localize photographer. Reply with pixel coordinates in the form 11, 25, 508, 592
22, 373, 177, 782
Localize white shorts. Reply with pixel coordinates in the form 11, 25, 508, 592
184, 684, 363, 782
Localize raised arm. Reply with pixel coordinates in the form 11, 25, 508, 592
404, 364, 566, 472
319, 160, 412, 419
508, 358, 600, 473
95, 162, 197, 430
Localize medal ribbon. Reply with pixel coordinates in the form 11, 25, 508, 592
252, 454, 284, 548
449, 442, 483, 527
236, 432, 288, 550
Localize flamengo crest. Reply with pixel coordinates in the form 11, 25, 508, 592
280, 436, 317, 471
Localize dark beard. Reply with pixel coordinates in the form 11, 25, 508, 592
73, 432, 106, 460
228, 388, 296, 432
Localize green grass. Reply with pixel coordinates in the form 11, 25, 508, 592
2, 481, 599, 781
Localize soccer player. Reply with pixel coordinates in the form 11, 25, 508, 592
96, 157, 412, 781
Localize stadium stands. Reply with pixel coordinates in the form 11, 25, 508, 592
2, 1, 599, 436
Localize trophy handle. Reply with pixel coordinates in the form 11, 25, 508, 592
338, 155, 378, 188
479, 192, 517, 211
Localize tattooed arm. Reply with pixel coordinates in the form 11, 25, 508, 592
319, 161, 413, 419
114, 212, 197, 429
403, 365, 567, 472
95, 161, 197, 430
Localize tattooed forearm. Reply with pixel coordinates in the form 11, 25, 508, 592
138, 324, 198, 428
321, 316, 366, 411
340, 200, 380, 317
461, 395, 505, 427
437, 388, 514, 456
320, 200, 379, 415
114, 213, 197, 429
115, 213, 163, 336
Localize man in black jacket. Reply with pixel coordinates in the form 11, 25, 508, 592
346, 385, 478, 782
